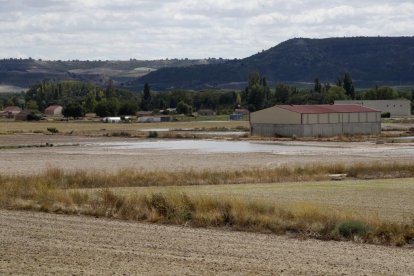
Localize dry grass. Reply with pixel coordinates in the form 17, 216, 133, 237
1, 161, 413, 246
1, 161, 411, 189
0, 182, 413, 246
0, 121, 249, 135
107, 178, 414, 224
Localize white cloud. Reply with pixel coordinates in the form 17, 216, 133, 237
0, 0, 413, 59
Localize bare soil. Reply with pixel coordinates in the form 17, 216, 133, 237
0, 210, 413, 275
0, 134, 413, 175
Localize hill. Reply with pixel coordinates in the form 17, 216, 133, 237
138, 37, 414, 89
0, 58, 226, 92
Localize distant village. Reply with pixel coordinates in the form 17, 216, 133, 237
1, 99, 411, 138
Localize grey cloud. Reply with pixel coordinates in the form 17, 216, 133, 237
0, 0, 413, 59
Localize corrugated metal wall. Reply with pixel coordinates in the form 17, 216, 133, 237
251, 121, 381, 137
335, 100, 411, 117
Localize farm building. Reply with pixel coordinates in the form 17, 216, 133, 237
102, 117, 122, 123
335, 100, 411, 117
0, 106, 21, 118
136, 111, 154, 117
137, 116, 171, 123
234, 108, 250, 116
159, 108, 177, 114
15, 109, 41, 121
250, 104, 381, 137
44, 105, 63, 116
229, 113, 243, 120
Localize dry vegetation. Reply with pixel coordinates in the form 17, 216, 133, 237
1, 162, 414, 246
2, 161, 411, 188
0, 121, 249, 136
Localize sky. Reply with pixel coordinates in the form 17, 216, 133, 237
1, 0, 414, 60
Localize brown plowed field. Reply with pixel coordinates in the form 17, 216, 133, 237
1, 210, 413, 275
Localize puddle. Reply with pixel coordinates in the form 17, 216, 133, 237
139, 128, 248, 136
89, 140, 357, 154
391, 136, 414, 141
139, 128, 172, 132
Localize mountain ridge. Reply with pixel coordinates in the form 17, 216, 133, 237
137, 36, 414, 89
1, 37, 414, 91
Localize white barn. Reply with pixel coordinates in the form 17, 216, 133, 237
335, 99, 411, 117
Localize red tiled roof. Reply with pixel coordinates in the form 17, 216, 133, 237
45, 105, 62, 112
277, 104, 379, 114
2, 106, 21, 113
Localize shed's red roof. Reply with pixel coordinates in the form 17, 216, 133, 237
45, 105, 62, 112
2, 106, 21, 113
277, 104, 379, 114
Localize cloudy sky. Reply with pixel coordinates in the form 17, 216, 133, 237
1, 0, 414, 60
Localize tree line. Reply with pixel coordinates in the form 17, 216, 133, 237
1, 72, 413, 118
242, 72, 413, 111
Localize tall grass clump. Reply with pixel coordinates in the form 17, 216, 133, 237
332, 221, 370, 239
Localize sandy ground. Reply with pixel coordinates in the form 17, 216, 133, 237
0, 210, 413, 275
0, 134, 413, 174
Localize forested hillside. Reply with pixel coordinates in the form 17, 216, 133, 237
138, 37, 414, 89
0, 58, 226, 90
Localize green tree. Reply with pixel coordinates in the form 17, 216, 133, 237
5, 98, 14, 107
363, 86, 399, 100
140, 83, 152, 111
235, 92, 241, 107
176, 100, 192, 115
119, 101, 138, 115
324, 86, 347, 103
105, 79, 116, 99
261, 77, 271, 101
95, 100, 110, 117
95, 98, 119, 117
343, 72, 355, 99
84, 91, 97, 113
26, 100, 38, 110
169, 90, 192, 108
107, 98, 120, 116
314, 77, 322, 93
274, 84, 290, 103
62, 103, 85, 119
245, 72, 266, 111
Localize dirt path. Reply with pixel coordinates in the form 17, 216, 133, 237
0, 210, 413, 275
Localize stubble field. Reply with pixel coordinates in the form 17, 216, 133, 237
1, 209, 413, 275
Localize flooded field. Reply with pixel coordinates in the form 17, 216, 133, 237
91, 139, 414, 156
0, 134, 413, 174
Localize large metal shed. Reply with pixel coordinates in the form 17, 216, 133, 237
250, 104, 381, 137
334, 99, 411, 117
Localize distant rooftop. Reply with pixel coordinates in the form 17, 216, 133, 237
1, 106, 21, 113
277, 104, 379, 114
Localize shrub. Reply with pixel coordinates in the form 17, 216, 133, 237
111, 131, 131, 137
70, 190, 89, 205
27, 112, 42, 121
381, 112, 391, 118
333, 220, 370, 239
148, 193, 169, 217
47, 127, 59, 134
148, 131, 158, 138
